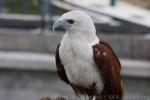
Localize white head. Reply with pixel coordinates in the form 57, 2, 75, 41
53, 11, 98, 42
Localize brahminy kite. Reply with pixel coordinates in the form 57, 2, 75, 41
53, 11, 123, 100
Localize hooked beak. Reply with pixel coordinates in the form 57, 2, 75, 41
52, 20, 70, 31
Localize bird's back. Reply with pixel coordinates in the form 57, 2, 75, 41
93, 41, 124, 100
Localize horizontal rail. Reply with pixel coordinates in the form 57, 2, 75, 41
0, 51, 149, 78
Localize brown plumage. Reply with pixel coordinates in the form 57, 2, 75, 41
55, 41, 123, 100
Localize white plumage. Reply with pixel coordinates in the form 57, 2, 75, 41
53, 11, 123, 100
59, 11, 104, 92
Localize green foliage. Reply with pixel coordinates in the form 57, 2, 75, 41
4, 0, 40, 14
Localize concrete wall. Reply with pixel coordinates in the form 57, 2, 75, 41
0, 69, 149, 100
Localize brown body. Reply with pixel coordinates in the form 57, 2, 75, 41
55, 41, 123, 100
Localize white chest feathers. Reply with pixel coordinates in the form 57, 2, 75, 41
59, 34, 103, 91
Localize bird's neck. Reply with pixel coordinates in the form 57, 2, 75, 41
66, 31, 99, 45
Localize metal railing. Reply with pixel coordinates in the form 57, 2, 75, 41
0, 0, 52, 31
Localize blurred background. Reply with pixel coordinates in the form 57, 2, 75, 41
0, 0, 150, 100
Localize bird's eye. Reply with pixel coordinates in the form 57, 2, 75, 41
67, 19, 74, 24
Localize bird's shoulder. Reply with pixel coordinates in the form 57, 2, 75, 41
92, 40, 121, 70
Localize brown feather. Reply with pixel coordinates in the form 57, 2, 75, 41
55, 44, 70, 84
93, 41, 124, 100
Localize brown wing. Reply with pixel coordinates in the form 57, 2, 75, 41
93, 41, 124, 100
55, 44, 70, 84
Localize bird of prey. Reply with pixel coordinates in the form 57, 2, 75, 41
53, 11, 123, 100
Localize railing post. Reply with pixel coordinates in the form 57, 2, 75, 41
110, 0, 117, 6
23, 0, 29, 14
41, 0, 52, 32
0, 0, 4, 13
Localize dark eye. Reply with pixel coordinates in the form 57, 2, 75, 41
67, 19, 74, 24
